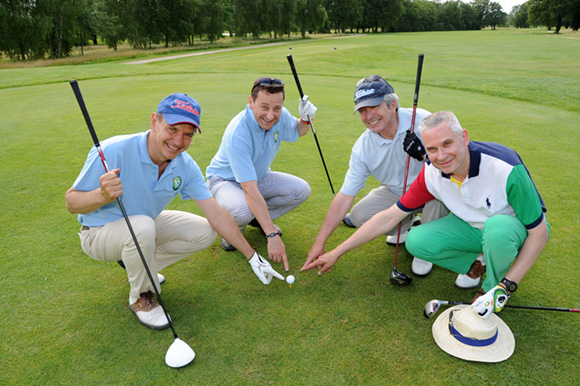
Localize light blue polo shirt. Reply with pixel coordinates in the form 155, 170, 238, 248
206, 105, 298, 183
73, 131, 211, 227
340, 107, 431, 197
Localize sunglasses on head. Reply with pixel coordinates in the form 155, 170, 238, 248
255, 77, 284, 87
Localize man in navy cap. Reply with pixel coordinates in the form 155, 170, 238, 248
303, 75, 447, 278
66, 93, 283, 330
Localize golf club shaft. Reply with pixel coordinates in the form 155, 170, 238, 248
441, 300, 580, 313
286, 54, 335, 195
69, 79, 179, 339
394, 54, 424, 267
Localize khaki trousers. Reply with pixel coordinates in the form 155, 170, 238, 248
79, 210, 216, 304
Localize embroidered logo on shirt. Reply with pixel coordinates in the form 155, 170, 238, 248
173, 177, 182, 190
273, 131, 279, 143
485, 196, 491, 209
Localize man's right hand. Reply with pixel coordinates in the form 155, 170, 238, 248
302, 243, 325, 271
99, 168, 123, 203
267, 236, 289, 272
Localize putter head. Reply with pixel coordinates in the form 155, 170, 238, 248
423, 300, 441, 318
390, 268, 412, 285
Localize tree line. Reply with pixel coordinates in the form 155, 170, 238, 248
1, 0, 579, 61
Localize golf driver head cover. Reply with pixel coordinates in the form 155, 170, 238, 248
403, 129, 426, 161
299, 95, 317, 122
472, 285, 510, 319
248, 252, 284, 285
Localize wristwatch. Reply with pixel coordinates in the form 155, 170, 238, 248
266, 231, 282, 238
501, 277, 518, 293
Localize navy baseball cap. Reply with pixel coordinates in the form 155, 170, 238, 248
157, 93, 201, 132
353, 76, 395, 114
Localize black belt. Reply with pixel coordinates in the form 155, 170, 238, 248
81, 226, 90, 230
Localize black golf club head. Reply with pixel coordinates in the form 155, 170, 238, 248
390, 268, 412, 285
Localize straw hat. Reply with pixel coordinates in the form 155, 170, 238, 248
432, 305, 515, 363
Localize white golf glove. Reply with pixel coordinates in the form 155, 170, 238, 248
248, 252, 285, 285
299, 95, 317, 122
472, 285, 509, 319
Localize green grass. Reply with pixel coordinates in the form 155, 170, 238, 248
1, 29, 579, 385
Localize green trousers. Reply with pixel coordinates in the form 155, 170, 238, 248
405, 213, 545, 292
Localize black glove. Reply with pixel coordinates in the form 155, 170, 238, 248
403, 129, 426, 161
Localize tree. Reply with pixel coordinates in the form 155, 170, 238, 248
324, 0, 363, 33
471, 0, 491, 28
484, 1, 506, 29
439, 1, 463, 30
296, 0, 328, 36
511, 3, 529, 28
0, 0, 41, 60
459, 1, 480, 30
528, 0, 575, 33
417, 0, 440, 31
394, 0, 420, 32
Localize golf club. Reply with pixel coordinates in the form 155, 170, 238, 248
390, 53, 425, 286
286, 54, 335, 195
69, 79, 195, 368
424, 298, 580, 318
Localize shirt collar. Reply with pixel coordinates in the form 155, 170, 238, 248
440, 142, 480, 180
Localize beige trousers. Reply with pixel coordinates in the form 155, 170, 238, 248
79, 210, 216, 304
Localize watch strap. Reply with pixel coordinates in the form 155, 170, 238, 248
501, 277, 518, 293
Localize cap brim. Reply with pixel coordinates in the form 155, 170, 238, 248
432, 305, 515, 363
353, 96, 385, 114
163, 113, 201, 132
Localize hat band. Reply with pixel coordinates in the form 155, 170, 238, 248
448, 316, 498, 347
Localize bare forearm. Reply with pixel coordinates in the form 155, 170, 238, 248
207, 211, 255, 259
65, 187, 112, 214
314, 193, 355, 246
336, 206, 406, 255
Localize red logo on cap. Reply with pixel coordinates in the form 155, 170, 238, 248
172, 100, 199, 116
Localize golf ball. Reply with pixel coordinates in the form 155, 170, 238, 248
286, 275, 295, 284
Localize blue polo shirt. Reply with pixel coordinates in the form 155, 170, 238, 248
206, 105, 298, 183
73, 131, 211, 227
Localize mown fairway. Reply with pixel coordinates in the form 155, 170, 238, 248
1, 29, 579, 385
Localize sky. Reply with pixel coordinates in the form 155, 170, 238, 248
495, 0, 524, 13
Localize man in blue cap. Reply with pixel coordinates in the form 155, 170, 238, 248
303, 75, 447, 278
66, 93, 283, 330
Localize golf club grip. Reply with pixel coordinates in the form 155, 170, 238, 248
413, 54, 424, 107
70, 80, 101, 147
286, 54, 305, 98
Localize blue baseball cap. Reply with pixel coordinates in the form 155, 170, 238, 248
353, 76, 395, 114
157, 93, 201, 132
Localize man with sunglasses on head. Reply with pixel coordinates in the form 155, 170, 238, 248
206, 77, 317, 271
302, 75, 448, 278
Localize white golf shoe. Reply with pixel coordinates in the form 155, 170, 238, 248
386, 215, 421, 245
411, 257, 433, 276
455, 255, 486, 289
130, 291, 171, 330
